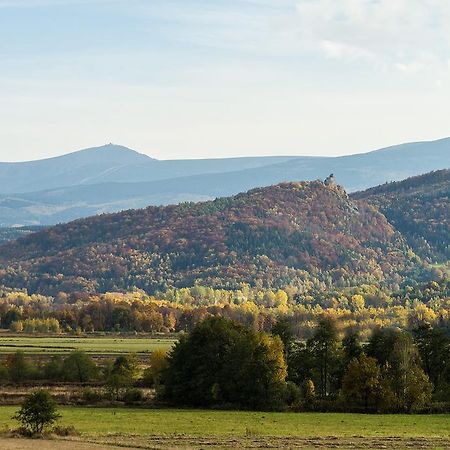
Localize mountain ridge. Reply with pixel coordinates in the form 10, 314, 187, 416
0, 137, 449, 226
1, 144, 152, 166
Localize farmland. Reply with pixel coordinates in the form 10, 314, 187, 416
0, 408, 449, 449
0, 335, 176, 356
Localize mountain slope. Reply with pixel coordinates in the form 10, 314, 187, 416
0, 144, 296, 194
0, 137, 449, 226
0, 181, 421, 295
353, 169, 450, 262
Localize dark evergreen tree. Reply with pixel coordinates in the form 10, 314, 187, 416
307, 318, 341, 398
163, 317, 287, 409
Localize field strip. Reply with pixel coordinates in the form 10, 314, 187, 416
2, 435, 450, 450
0, 437, 136, 450
0, 336, 176, 355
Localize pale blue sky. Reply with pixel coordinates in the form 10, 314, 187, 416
1, 0, 449, 161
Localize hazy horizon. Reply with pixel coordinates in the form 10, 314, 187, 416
1, 0, 450, 161
1, 135, 450, 163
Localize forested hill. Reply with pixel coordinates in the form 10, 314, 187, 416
0, 181, 420, 295
353, 169, 450, 263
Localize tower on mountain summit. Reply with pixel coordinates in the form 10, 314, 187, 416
324, 173, 337, 187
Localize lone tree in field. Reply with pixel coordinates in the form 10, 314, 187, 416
13, 390, 61, 434
163, 317, 287, 409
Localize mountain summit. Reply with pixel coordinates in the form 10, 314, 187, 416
59, 143, 153, 165
0, 144, 152, 195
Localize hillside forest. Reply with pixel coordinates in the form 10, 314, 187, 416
1, 171, 449, 297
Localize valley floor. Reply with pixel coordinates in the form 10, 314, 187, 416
0, 407, 449, 449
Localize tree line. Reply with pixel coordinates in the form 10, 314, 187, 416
0, 279, 448, 339
162, 317, 449, 412
1, 317, 448, 413
0, 349, 162, 404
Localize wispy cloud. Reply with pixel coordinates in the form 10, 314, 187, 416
130, 0, 450, 73
4, 0, 449, 72
292, 0, 450, 70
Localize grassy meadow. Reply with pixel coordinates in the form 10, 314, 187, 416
0, 407, 449, 437
0, 335, 176, 356
0, 407, 449, 449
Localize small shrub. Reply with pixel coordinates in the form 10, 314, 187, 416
7, 351, 32, 382
52, 425, 79, 436
14, 426, 33, 438
285, 381, 302, 407
81, 387, 102, 404
0, 363, 9, 381
123, 388, 144, 404
62, 351, 98, 383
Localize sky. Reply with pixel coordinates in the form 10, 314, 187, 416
1, 0, 449, 161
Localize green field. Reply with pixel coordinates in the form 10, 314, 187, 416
0, 407, 449, 449
0, 407, 448, 437
0, 335, 176, 355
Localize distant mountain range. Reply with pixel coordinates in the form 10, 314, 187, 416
0, 137, 449, 226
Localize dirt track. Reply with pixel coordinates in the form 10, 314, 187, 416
0, 438, 130, 450
2, 435, 450, 450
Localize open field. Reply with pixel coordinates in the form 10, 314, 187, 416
0, 407, 449, 449
0, 335, 176, 356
